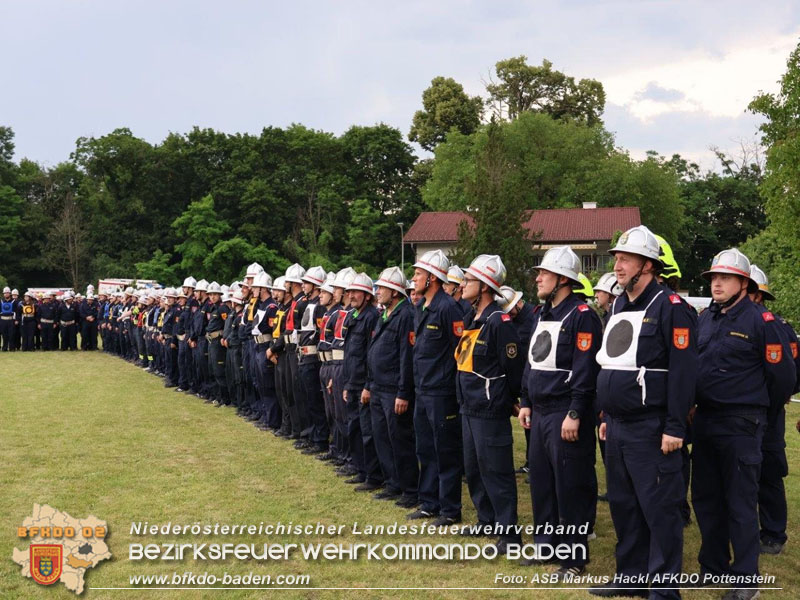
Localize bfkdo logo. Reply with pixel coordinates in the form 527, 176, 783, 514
31, 544, 63, 585
13, 504, 112, 594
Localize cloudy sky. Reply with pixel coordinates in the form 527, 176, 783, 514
2, 1, 798, 170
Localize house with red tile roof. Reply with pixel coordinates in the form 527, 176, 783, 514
403, 203, 641, 273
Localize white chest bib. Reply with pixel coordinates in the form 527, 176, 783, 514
251, 308, 266, 336
300, 303, 317, 332
596, 290, 666, 404
528, 307, 577, 373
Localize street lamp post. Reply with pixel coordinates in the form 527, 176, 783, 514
397, 222, 405, 274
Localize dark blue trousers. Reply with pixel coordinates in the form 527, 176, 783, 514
759, 407, 788, 545
178, 339, 193, 389
254, 343, 281, 428
464, 414, 519, 542
606, 415, 684, 600
414, 393, 463, 518
692, 411, 765, 578
300, 361, 329, 445
371, 389, 418, 497
529, 409, 595, 565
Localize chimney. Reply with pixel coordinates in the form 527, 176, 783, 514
582, 202, 597, 209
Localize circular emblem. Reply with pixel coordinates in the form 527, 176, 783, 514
530, 330, 552, 362
606, 320, 634, 358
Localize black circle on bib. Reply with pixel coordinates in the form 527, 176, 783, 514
606, 320, 634, 358
530, 330, 552, 362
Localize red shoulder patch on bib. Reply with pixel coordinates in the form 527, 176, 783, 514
669, 294, 682, 305
501, 313, 511, 322
762, 311, 775, 322
766, 343, 782, 364
453, 321, 464, 337
577, 304, 590, 312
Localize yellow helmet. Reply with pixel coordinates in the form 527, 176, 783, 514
575, 273, 594, 299
654, 234, 681, 279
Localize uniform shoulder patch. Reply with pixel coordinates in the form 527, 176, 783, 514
790, 342, 798, 360
577, 304, 590, 312
500, 313, 511, 322
673, 327, 689, 350
576, 332, 592, 351
669, 294, 682, 305
506, 343, 518, 358
766, 343, 782, 364
453, 321, 464, 337
762, 311, 775, 322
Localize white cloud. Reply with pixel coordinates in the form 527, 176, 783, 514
603, 30, 799, 122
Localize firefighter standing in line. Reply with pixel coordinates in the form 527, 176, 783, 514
342, 273, 383, 491
748, 264, 800, 556
590, 225, 697, 600
518, 247, 602, 574
691, 249, 796, 600
364, 266, 418, 506
19, 291, 38, 351
407, 249, 464, 526
456, 254, 524, 554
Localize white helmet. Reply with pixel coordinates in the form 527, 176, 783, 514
333, 267, 357, 289
466, 254, 506, 294
610, 225, 662, 267
346, 273, 374, 294
24, 290, 33, 298
495, 285, 523, 314
2, 286, 10, 293
245, 262, 264, 278
195, 279, 208, 292
230, 281, 242, 292
594, 272, 623, 296
221, 292, 230, 302
447, 265, 465, 285
284, 263, 306, 284
320, 272, 337, 294
536, 246, 581, 284
165, 287, 178, 298
749, 265, 775, 301
177, 289, 187, 299
406, 279, 414, 291
85, 293, 94, 300
702, 248, 756, 292
302, 266, 327, 286
376, 266, 408, 297
11, 288, 19, 295
252, 271, 273, 289
182, 276, 197, 288
207, 281, 222, 294
221, 284, 230, 294
271, 276, 286, 291
125, 286, 135, 295
231, 290, 245, 304
87, 284, 95, 291
413, 249, 450, 282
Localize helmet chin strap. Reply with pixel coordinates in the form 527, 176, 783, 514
626, 263, 645, 292
547, 279, 567, 305
711, 288, 745, 313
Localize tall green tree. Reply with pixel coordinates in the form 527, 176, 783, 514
453, 120, 536, 294
172, 195, 231, 276
742, 42, 800, 324
486, 57, 605, 125
408, 77, 483, 151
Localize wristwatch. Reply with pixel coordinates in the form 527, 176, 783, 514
567, 410, 579, 420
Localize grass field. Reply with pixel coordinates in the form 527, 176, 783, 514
1, 350, 799, 599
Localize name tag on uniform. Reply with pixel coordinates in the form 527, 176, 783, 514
729, 331, 750, 341
426, 324, 439, 330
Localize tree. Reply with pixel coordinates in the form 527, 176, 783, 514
742, 41, 800, 324
486, 57, 605, 125
43, 193, 90, 289
135, 249, 177, 283
409, 77, 483, 151
453, 120, 537, 294
171, 195, 232, 276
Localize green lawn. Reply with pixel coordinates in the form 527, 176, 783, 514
1, 350, 798, 599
